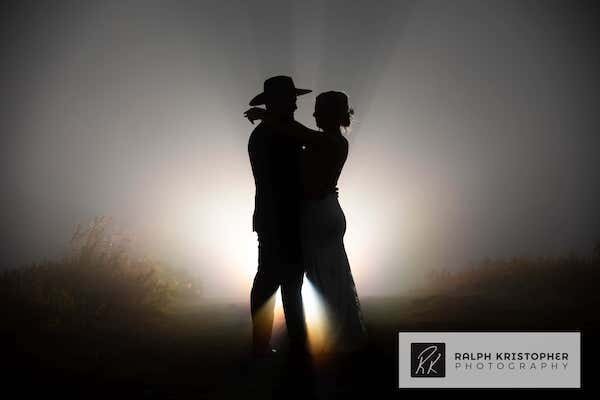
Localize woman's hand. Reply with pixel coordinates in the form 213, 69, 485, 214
243, 107, 267, 124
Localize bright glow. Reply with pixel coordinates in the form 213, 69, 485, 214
271, 275, 331, 355
301, 277, 331, 354
136, 168, 259, 300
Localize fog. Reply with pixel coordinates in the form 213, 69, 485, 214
2, 0, 599, 299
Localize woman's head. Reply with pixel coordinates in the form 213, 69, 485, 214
313, 91, 354, 132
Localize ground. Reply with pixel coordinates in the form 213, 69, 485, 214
4, 290, 597, 398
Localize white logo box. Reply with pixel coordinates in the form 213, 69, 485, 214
399, 332, 581, 388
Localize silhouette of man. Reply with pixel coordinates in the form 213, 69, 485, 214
247, 76, 311, 357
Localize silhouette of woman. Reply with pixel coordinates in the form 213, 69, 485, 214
245, 91, 367, 352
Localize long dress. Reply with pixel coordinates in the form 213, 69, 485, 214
299, 131, 367, 352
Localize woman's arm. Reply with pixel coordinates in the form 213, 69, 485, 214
244, 107, 323, 145
279, 120, 323, 145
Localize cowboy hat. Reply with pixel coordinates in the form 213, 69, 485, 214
249, 75, 312, 106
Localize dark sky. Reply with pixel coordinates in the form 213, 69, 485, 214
2, 0, 599, 299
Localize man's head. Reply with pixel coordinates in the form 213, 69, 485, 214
265, 92, 297, 118
249, 76, 311, 119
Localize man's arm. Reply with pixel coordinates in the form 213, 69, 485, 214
244, 107, 324, 145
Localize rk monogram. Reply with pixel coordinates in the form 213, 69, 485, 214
411, 343, 446, 377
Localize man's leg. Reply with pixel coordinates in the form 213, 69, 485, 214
280, 265, 308, 354
280, 266, 314, 394
250, 235, 279, 356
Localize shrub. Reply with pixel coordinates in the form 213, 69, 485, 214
426, 251, 600, 305
0, 216, 200, 332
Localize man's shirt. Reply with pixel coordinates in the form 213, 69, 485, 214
248, 122, 303, 235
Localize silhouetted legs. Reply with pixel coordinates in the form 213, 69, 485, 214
250, 266, 278, 355
250, 233, 308, 357
280, 267, 308, 352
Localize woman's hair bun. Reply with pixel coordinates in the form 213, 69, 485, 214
341, 111, 351, 128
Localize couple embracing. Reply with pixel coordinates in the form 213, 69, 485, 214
245, 75, 367, 360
